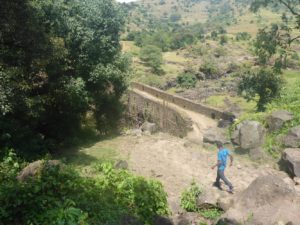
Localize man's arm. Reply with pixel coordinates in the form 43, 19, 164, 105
229, 154, 233, 166
211, 160, 221, 169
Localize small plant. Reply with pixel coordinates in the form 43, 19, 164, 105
180, 181, 202, 212
199, 208, 223, 220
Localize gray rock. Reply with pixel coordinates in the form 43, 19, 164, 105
172, 212, 200, 225
114, 160, 128, 170
249, 147, 266, 161
203, 127, 230, 145
294, 177, 300, 185
141, 121, 157, 134
17, 160, 61, 182
131, 128, 142, 137
266, 110, 294, 132
197, 189, 233, 212
284, 125, 300, 148
232, 121, 265, 150
218, 174, 300, 225
282, 148, 300, 177
197, 189, 220, 210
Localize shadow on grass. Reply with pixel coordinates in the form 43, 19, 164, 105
54, 125, 121, 167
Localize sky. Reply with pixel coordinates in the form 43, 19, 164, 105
116, 0, 137, 3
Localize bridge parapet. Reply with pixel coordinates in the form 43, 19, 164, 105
131, 82, 235, 121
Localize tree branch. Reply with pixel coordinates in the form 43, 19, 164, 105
279, 0, 300, 16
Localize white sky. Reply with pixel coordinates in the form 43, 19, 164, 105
116, 0, 137, 2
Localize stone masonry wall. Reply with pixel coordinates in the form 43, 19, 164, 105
131, 82, 235, 120
127, 90, 193, 137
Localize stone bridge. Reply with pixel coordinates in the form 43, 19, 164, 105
127, 82, 234, 138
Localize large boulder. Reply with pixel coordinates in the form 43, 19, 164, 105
17, 160, 60, 182
266, 110, 294, 132
282, 148, 300, 178
231, 120, 265, 150
196, 188, 233, 211
249, 147, 267, 161
217, 174, 300, 225
203, 127, 230, 145
284, 125, 300, 148
141, 121, 157, 134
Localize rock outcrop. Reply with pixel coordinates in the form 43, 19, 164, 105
282, 148, 300, 178
203, 127, 230, 145
249, 147, 267, 161
266, 110, 293, 132
17, 160, 60, 182
231, 120, 265, 150
217, 174, 300, 225
141, 121, 158, 134
284, 125, 300, 148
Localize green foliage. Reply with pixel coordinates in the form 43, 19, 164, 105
199, 60, 220, 79
238, 68, 283, 111
140, 45, 164, 74
254, 24, 281, 65
180, 181, 202, 212
0, 0, 129, 158
220, 35, 228, 45
170, 13, 182, 22
0, 158, 169, 225
177, 72, 197, 88
199, 208, 223, 220
236, 32, 251, 41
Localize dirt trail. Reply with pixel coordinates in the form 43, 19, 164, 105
125, 88, 277, 214
118, 134, 275, 213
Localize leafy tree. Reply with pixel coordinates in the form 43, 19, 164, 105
238, 68, 284, 111
140, 45, 163, 74
0, 0, 129, 158
251, 0, 300, 68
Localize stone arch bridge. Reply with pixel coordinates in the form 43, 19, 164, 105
127, 82, 234, 141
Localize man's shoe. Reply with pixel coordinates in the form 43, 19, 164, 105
213, 182, 222, 190
228, 187, 234, 194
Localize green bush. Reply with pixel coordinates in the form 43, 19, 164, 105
180, 181, 202, 212
0, 157, 169, 225
238, 67, 283, 111
200, 208, 223, 220
177, 72, 197, 88
140, 45, 164, 74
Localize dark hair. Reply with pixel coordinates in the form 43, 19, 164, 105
217, 142, 223, 148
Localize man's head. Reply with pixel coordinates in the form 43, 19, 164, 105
217, 142, 223, 150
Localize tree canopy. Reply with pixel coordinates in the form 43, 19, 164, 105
0, 0, 129, 158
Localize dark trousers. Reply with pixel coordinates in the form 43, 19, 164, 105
216, 169, 233, 189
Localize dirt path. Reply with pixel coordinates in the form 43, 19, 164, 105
112, 134, 276, 214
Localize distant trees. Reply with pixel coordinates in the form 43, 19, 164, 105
140, 45, 163, 74
0, 0, 129, 157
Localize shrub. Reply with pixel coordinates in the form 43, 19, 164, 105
140, 45, 164, 74
180, 181, 202, 212
177, 72, 197, 88
0, 158, 169, 225
199, 60, 220, 79
238, 67, 284, 111
236, 32, 251, 41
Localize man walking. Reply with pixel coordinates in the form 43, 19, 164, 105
211, 142, 234, 193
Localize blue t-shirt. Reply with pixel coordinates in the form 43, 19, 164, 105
217, 149, 230, 171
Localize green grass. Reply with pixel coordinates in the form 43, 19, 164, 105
199, 208, 223, 220
205, 95, 256, 113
